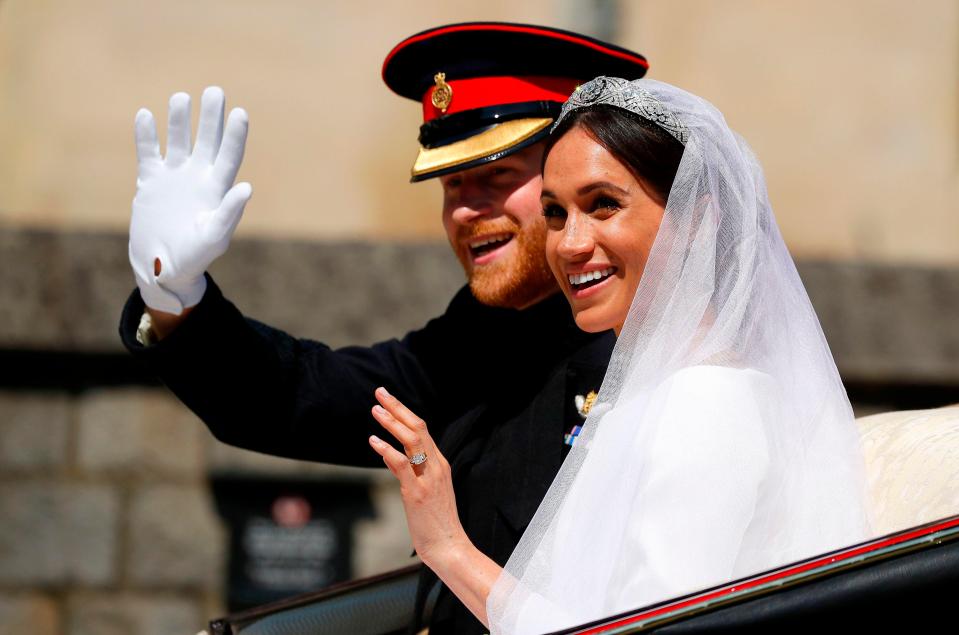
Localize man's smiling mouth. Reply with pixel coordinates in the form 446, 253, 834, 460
468, 233, 513, 259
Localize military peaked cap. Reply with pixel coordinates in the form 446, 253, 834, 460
382, 22, 649, 181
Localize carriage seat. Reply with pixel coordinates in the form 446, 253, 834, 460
858, 405, 959, 535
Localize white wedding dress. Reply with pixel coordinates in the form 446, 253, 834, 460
487, 79, 870, 634
503, 366, 834, 634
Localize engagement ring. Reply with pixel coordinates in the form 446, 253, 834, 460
409, 452, 428, 465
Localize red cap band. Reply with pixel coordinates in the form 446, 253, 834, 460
422, 75, 580, 121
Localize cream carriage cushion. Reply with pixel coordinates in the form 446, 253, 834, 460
858, 405, 959, 535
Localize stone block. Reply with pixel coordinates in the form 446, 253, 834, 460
0, 393, 70, 472
2, 226, 959, 384
0, 593, 60, 635
799, 262, 959, 383
67, 593, 200, 635
76, 388, 203, 478
0, 229, 136, 351
0, 228, 463, 351
0, 229, 64, 349
59, 232, 141, 350
0, 482, 118, 586
207, 240, 464, 348
127, 485, 224, 589
353, 479, 417, 577
205, 436, 383, 482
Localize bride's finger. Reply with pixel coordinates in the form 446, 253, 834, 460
375, 387, 431, 438
368, 435, 413, 478
371, 404, 423, 453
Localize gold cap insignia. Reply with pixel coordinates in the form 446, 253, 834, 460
574, 391, 598, 419
431, 72, 453, 113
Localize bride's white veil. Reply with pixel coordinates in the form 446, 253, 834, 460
487, 78, 870, 633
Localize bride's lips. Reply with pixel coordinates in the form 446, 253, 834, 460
467, 232, 514, 265
566, 266, 618, 300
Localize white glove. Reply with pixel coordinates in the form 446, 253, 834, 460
129, 86, 252, 314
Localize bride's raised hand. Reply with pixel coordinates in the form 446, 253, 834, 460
369, 388, 503, 626
368, 387, 469, 567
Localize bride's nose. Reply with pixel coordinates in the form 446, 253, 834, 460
556, 212, 594, 261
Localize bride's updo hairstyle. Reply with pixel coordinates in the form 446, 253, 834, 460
543, 104, 685, 206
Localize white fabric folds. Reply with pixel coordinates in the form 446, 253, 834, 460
487, 78, 870, 634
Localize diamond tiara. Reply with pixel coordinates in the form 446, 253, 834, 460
554, 76, 688, 145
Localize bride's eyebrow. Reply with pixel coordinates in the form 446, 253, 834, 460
540, 182, 629, 201
578, 181, 629, 196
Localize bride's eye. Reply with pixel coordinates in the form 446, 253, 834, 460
592, 196, 621, 212
542, 203, 566, 219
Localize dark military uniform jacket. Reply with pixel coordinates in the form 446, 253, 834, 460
119, 277, 614, 635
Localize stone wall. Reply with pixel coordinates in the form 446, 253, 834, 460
0, 389, 216, 635
1, 226, 957, 385
0, 388, 415, 635
2, 0, 957, 266
0, 228, 468, 635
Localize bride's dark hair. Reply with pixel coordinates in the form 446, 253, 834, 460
544, 104, 684, 205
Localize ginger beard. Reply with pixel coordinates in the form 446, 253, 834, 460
454, 214, 557, 309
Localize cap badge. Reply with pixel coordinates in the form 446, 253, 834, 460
431, 72, 453, 113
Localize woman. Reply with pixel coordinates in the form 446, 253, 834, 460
368, 77, 870, 633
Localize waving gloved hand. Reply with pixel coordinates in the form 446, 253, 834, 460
129, 86, 251, 314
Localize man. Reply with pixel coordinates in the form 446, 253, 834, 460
120, 23, 649, 634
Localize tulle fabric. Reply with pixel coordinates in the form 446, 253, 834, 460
487, 79, 871, 634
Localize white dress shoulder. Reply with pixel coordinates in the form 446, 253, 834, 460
505, 366, 777, 633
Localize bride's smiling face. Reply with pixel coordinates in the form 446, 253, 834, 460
542, 125, 666, 335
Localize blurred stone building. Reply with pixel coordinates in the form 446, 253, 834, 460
0, 1, 956, 634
